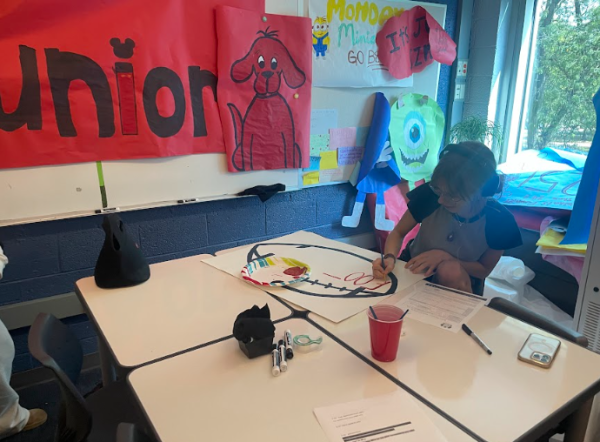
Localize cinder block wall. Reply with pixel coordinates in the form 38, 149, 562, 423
2, 184, 372, 372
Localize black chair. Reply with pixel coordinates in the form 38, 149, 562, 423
28, 313, 144, 442
116, 423, 154, 442
487, 297, 592, 442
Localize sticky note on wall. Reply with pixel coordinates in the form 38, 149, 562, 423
310, 134, 330, 156
303, 171, 320, 185
337, 147, 364, 166
304, 156, 320, 172
320, 151, 338, 170
329, 127, 357, 149
320, 165, 354, 184
311, 109, 339, 135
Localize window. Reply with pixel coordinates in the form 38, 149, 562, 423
502, 0, 600, 163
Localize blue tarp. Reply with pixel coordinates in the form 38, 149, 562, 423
538, 147, 587, 170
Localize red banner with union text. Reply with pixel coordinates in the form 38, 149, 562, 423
0, 0, 264, 169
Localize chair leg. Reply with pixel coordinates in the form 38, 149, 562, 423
98, 337, 116, 386
564, 398, 594, 442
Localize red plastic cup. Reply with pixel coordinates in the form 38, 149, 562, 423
367, 304, 404, 362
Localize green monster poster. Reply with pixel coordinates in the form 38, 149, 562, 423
389, 94, 445, 183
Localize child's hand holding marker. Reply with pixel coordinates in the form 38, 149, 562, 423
372, 254, 396, 280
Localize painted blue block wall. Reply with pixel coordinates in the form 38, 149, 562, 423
3, 184, 373, 372
1, 0, 457, 373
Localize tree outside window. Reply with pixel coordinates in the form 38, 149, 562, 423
523, 0, 600, 155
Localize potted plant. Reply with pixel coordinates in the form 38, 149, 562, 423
449, 115, 504, 151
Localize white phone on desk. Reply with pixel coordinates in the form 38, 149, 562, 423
518, 333, 561, 368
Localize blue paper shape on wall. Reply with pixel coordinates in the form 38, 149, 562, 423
342, 92, 401, 231
562, 88, 600, 245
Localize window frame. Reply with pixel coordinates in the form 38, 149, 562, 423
493, 0, 539, 164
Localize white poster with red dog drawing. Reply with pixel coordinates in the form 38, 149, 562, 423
216, 6, 312, 172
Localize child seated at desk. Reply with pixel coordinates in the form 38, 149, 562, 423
372, 141, 522, 294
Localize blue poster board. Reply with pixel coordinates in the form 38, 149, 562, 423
562, 89, 600, 245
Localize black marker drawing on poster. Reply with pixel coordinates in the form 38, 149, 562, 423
247, 243, 398, 298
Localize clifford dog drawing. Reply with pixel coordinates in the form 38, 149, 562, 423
228, 28, 305, 171
216, 7, 312, 172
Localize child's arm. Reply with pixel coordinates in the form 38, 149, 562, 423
456, 248, 503, 280
372, 210, 418, 278
406, 248, 503, 279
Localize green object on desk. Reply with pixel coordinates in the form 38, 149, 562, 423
293, 335, 323, 346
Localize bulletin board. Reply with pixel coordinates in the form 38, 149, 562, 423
0, 0, 448, 226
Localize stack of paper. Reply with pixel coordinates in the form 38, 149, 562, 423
536, 228, 586, 257
314, 392, 448, 442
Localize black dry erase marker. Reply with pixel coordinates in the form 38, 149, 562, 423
271, 344, 281, 377
462, 324, 492, 355
284, 329, 294, 359
278, 339, 287, 372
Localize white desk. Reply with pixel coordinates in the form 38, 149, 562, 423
76, 256, 292, 369
128, 319, 477, 442
308, 292, 600, 442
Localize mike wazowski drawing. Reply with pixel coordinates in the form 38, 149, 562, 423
389, 93, 445, 184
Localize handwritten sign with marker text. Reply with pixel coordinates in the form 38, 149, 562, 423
309, 0, 418, 87
497, 170, 582, 210
376, 6, 456, 80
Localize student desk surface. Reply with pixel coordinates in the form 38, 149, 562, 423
308, 290, 600, 442
75, 255, 292, 368
128, 319, 477, 442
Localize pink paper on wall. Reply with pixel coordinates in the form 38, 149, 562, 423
216, 6, 312, 172
329, 127, 357, 150
376, 6, 456, 80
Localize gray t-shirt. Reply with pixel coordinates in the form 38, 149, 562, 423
407, 183, 522, 262
409, 206, 490, 262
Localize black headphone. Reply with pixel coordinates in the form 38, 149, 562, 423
440, 144, 500, 197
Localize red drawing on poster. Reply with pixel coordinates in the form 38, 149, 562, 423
216, 6, 312, 172
0, 0, 264, 169
376, 6, 456, 80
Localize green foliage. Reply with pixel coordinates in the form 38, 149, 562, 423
527, 0, 600, 152
450, 115, 504, 146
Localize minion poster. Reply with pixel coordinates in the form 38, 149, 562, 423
309, 0, 445, 88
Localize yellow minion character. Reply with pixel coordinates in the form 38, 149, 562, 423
312, 17, 330, 58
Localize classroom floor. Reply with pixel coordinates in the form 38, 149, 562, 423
4, 367, 101, 442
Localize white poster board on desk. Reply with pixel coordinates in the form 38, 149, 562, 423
203, 231, 424, 322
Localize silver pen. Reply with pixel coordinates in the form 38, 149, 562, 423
462, 324, 492, 355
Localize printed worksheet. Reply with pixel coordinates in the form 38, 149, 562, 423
314, 391, 447, 442
395, 281, 487, 333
